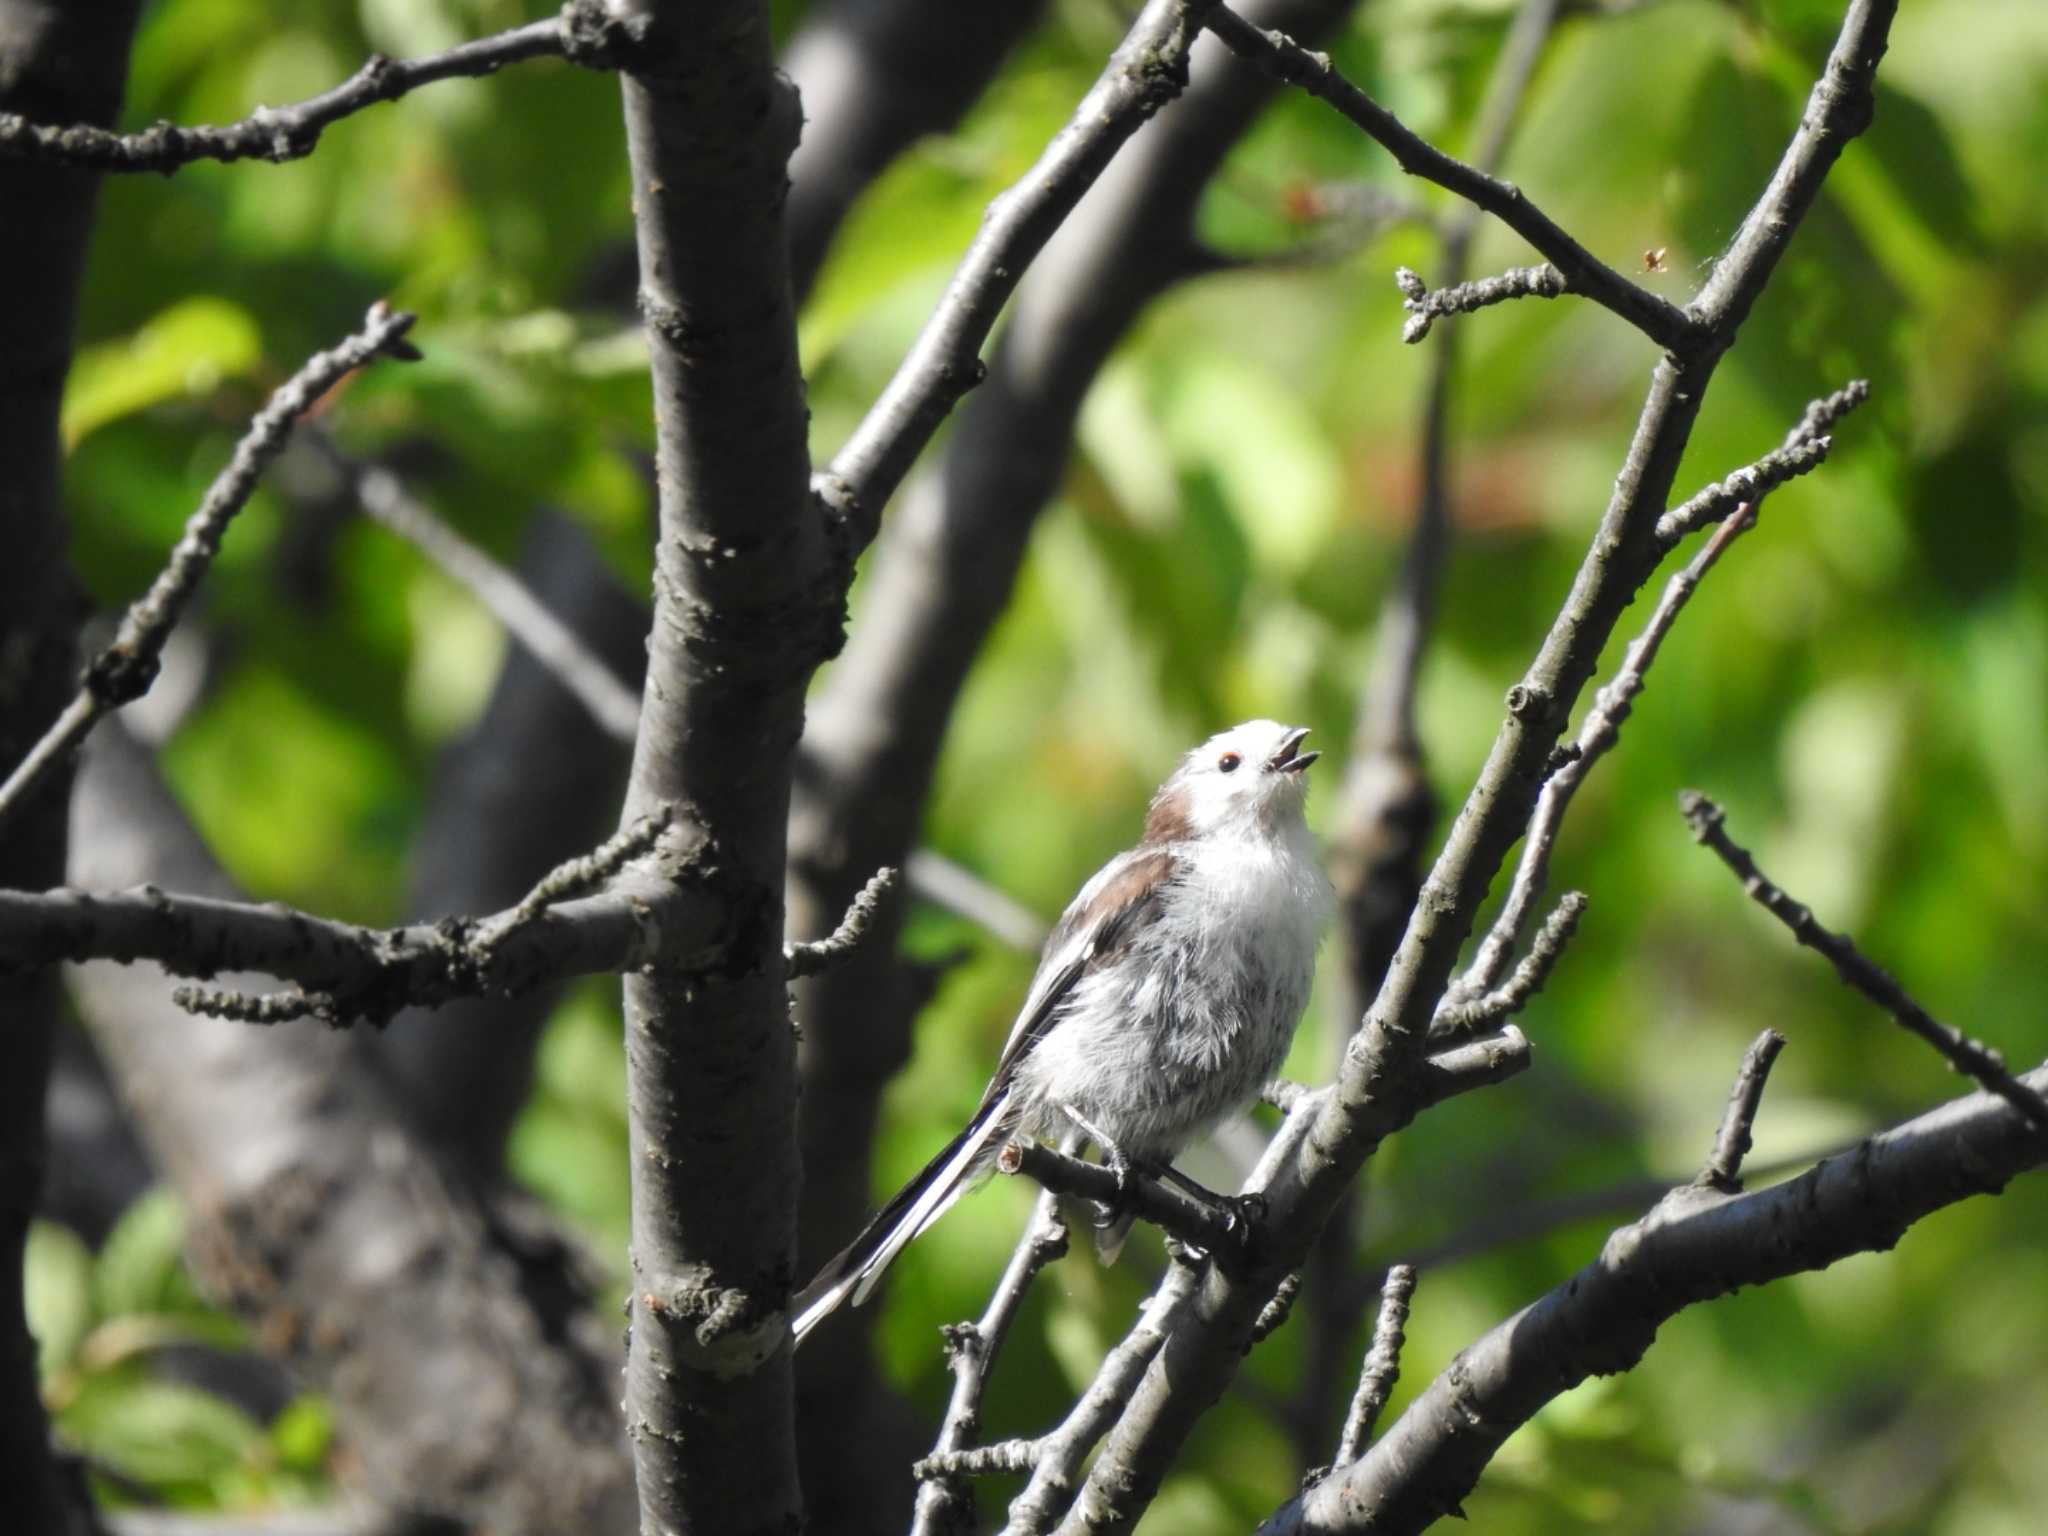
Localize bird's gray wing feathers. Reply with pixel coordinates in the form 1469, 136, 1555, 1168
979, 846, 1178, 1111
791, 845, 1178, 1344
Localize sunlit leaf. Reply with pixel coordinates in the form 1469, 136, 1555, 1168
62, 297, 263, 450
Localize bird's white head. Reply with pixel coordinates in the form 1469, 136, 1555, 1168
1144, 720, 1320, 844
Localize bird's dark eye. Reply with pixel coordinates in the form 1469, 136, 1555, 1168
1217, 751, 1242, 773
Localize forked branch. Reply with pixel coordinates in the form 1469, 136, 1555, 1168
1682, 793, 2048, 1135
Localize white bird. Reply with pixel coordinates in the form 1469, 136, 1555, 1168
792, 719, 1331, 1344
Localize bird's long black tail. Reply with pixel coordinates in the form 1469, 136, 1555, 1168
791, 1090, 1012, 1344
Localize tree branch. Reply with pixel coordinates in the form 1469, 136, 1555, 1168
309, 442, 1035, 956
1055, 7, 1899, 1526
1654, 435, 1832, 544
1655, 376, 1870, 545
1697, 1029, 1787, 1192
606, 3, 830, 1529
912, 1189, 1070, 1536
817, 0, 1217, 534
1394, 260, 1567, 343
1330, 1264, 1415, 1468
1682, 793, 2048, 1135
66, 728, 637, 1534
785, 865, 897, 979
0, 10, 596, 171
998, 1141, 1249, 1262
1306, 0, 1561, 1462
1261, 1051, 2045, 1535
1689, 2, 1895, 336
1001, 1263, 1202, 1536
0, 3, 146, 1525
1429, 891, 1585, 1039
1457, 378, 1868, 1014
783, 0, 1048, 300
0, 304, 420, 834
1203, 5, 1702, 351
366, 511, 648, 1181
310, 435, 644, 744
0, 811, 712, 1026
785, 2, 1360, 1510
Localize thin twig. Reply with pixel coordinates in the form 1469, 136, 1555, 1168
482, 805, 676, 950
1430, 892, 1585, 1039
305, 451, 1039, 957
819, 0, 1216, 538
0, 841, 714, 1027
1395, 261, 1568, 342
917, 1439, 1044, 1482
1203, 6, 1701, 351
1262, 1079, 1314, 1114
1681, 793, 2048, 1135
1061, 9, 1900, 1522
1455, 380, 1867, 1002
999, 1141, 1249, 1261
0, 8, 625, 172
1331, 1264, 1415, 1468
1001, 1262, 1200, 1536
172, 985, 339, 1027
1249, 1270, 1304, 1346
912, 1189, 1071, 1535
905, 849, 1049, 952
786, 866, 899, 980
1698, 1029, 1787, 1191
1262, 1051, 2045, 1535
1654, 433, 1834, 545
1306, 0, 1565, 1465
311, 435, 644, 743
0, 305, 420, 833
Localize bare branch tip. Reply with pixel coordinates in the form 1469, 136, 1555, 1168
174, 983, 341, 1028
785, 864, 900, 979
1334, 1263, 1418, 1466
1250, 1270, 1303, 1346
1699, 1029, 1788, 1191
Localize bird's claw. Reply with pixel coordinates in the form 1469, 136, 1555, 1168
1221, 1192, 1267, 1235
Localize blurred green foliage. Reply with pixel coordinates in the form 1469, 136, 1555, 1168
26, 1191, 333, 1509
32, 0, 2048, 1530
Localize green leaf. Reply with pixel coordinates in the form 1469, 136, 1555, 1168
268, 1395, 334, 1473
59, 1376, 266, 1488
93, 1188, 189, 1322
26, 1222, 95, 1380
62, 297, 263, 450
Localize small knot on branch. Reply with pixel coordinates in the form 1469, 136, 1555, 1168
82, 646, 162, 708
1261, 1078, 1314, 1113
1678, 788, 1724, 841
558, 0, 652, 71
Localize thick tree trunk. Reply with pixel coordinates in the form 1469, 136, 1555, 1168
609, 4, 825, 1531
69, 727, 639, 1535
0, 3, 141, 1527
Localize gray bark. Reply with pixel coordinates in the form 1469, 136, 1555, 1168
68, 727, 637, 1535
0, 3, 142, 1529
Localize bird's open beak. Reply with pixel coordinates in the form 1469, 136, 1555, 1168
1267, 727, 1318, 774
